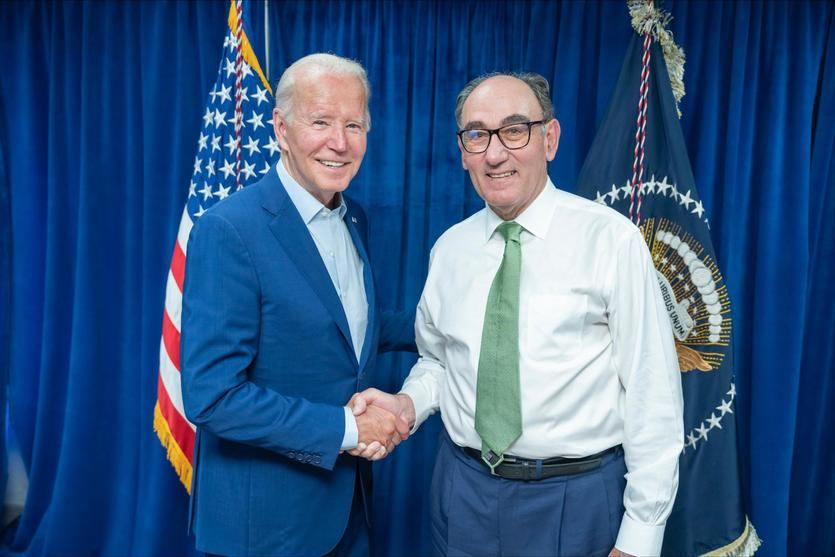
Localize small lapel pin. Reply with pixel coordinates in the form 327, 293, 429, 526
351, 216, 358, 224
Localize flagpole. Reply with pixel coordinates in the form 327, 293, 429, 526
264, 0, 270, 84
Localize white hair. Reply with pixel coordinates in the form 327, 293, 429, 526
274, 53, 371, 130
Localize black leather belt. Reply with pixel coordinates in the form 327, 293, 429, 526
462, 445, 621, 481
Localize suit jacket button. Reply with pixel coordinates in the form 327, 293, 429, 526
313, 456, 321, 465
288, 451, 296, 459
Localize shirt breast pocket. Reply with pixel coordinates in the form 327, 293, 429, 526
525, 294, 587, 361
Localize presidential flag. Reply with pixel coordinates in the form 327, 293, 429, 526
576, 3, 760, 555
154, 0, 279, 491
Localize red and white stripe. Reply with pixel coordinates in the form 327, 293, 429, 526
157, 207, 197, 469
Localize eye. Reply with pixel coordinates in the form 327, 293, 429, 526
502, 125, 527, 138
464, 129, 488, 141
311, 119, 328, 129
346, 122, 364, 132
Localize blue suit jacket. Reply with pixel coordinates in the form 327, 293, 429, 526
181, 168, 415, 556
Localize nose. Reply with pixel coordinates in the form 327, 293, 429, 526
328, 126, 348, 152
483, 133, 508, 165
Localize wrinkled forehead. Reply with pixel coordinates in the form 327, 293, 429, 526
296, 71, 365, 98
294, 73, 367, 111
461, 77, 541, 128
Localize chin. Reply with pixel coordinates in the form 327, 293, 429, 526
330, 181, 352, 193
314, 176, 348, 191
484, 192, 518, 209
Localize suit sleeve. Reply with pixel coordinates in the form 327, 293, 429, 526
181, 212, 345, 470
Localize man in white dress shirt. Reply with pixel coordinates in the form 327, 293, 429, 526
352, 73, 683, 557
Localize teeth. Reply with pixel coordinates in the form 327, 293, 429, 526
490, 171, 514, 178
320, 160, 346, 168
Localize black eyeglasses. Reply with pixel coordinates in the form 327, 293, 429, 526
457, 120, 546, 153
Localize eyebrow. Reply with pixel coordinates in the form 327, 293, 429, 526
308, 112, 368, 126
462, 113, 535, 129
500, 113, 533, 126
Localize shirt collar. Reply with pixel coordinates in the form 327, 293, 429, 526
276, 158, 347, 224
483, 177, 559, 243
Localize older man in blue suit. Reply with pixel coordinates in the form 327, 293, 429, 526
181, 53, 415, 557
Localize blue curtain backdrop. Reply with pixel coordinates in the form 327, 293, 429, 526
1, 1, 833, 556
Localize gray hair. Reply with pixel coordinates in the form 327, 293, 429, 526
274, 53, 372, 130
454, 72, 554, 128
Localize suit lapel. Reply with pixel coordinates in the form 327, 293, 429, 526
261, 170, 355, 361
345, 208, 375, 373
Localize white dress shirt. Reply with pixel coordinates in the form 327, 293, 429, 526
277, 160, 366, 449
400, 178, 684, 556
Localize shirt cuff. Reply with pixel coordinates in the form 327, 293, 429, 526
615, 513, 666, 557
398, 383, 436, 433
340, 406, 359, 450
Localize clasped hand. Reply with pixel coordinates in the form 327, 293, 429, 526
346, 389, 416, 461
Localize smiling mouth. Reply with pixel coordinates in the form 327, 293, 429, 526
487, 171, 516, 178
319, 160, 348, 168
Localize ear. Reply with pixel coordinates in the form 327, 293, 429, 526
458, 139, 469, 170
274, 108, 289, 150
544, 118, 561, 162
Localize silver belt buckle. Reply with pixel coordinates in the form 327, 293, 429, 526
481, 450, 504, 475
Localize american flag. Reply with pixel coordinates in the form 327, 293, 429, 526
154, 0, 279, 491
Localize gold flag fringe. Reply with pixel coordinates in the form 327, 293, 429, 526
702, 517, 762, 557
153, 401, 193, 493
628, 0, 686, 118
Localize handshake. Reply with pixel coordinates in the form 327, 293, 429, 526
346, 388, 416, 461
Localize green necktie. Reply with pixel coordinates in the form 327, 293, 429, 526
475, 221, 523, 470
